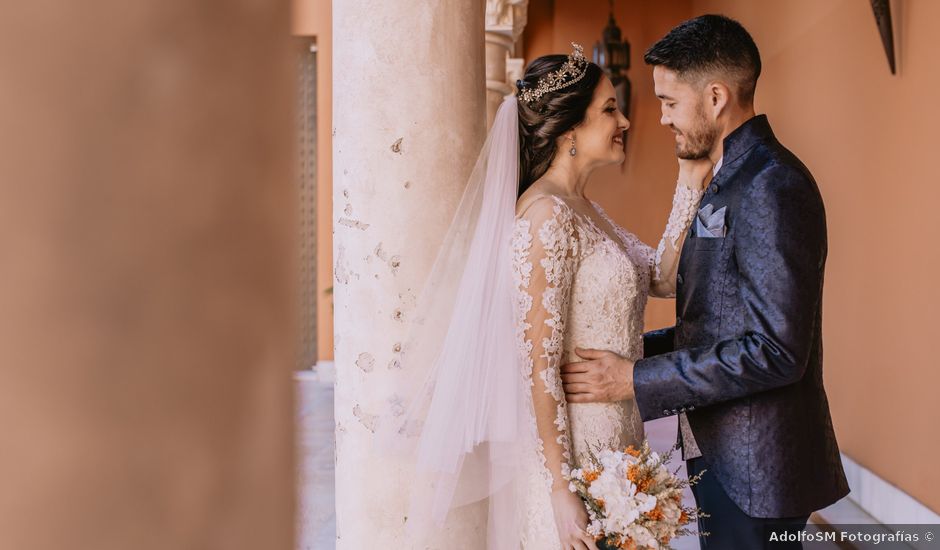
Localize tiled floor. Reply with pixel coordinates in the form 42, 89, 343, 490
297, 371, 861, 549
296, 371, 335, 550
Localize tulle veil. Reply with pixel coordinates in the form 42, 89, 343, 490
377, 94, 535, 549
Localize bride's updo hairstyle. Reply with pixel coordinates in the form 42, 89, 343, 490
516, 55, 603, 197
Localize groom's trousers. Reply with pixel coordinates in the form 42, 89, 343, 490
687, 457, 810, 549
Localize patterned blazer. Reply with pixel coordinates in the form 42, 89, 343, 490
634, 115, 849, 518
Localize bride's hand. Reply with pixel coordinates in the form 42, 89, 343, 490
677, 157, 713, 190
550, 487, 596, 550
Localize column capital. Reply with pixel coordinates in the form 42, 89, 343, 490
485, 0, 528, 48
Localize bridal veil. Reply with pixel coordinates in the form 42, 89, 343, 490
379, 94, 534, 549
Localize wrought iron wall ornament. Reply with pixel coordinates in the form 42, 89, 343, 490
870, 0, 897, 74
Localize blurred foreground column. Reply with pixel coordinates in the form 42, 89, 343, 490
332, 1, 486, 547
0, 1, 296, 550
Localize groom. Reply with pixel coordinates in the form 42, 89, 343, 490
561, 15, 849, 549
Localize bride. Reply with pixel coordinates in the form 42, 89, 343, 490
386, 44, 711, 549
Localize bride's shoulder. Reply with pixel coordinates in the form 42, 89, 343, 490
512, 193, 579, 252
514, 193, 571, 222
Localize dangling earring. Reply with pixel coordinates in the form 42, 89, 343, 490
568, 135, 577, 157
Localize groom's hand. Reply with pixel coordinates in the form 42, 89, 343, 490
560, 348, 635, 404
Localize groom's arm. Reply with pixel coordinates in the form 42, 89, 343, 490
643, 326, 676, 358
633, 164, 826, 422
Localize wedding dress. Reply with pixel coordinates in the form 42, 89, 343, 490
512, 187, 701, 548
385, 95, 702, 549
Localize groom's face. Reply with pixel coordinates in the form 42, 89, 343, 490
653, 66, 719, 160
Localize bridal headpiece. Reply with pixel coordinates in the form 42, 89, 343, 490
517, 42, 589, 105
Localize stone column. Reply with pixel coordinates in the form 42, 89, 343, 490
332, 1, 487, 548
0, 1, 296, 549
485, 0, 529, 128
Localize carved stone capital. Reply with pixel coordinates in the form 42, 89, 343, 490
485, 0, 528, 45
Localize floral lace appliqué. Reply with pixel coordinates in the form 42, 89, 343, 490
510, 191, 699, 548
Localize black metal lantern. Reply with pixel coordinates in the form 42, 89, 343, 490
593, 0, 632, 150
593, 12, 629, 74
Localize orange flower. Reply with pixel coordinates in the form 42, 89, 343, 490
584, 470, 599, 483
626, 465, 652, 492
596, 498, 605, 509
626, 465, 639, 483
679, 510, 689, 523
645, 505, 664, 521
625, 445, 641, 457
617, 536, 637, 550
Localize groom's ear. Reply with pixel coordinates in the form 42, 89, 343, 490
706, 82, 731, 120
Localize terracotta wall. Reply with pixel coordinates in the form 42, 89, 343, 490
685, 0, 940, 514
523, 0, 694, 332
0, 0, 297, 548
293, 0, 334, 362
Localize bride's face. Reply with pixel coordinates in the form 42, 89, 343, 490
564, 76, 630, 167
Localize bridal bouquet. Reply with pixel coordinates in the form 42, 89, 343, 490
564, 441, 705, 550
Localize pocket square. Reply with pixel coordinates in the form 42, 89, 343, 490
695, 203, 726, 238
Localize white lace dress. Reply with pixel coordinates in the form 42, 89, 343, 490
510, 184, 702, 548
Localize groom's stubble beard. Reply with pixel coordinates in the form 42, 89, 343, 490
674, 99, 720, 160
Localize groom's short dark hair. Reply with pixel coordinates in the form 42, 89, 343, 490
644, 14, 761, 105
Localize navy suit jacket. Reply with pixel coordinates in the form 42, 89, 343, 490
634, 115, 849, 518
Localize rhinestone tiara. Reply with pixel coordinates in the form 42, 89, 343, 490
517, 43, 589, 105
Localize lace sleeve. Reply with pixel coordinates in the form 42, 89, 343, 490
648, 183, 704, 298
512, 196, 578, 491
